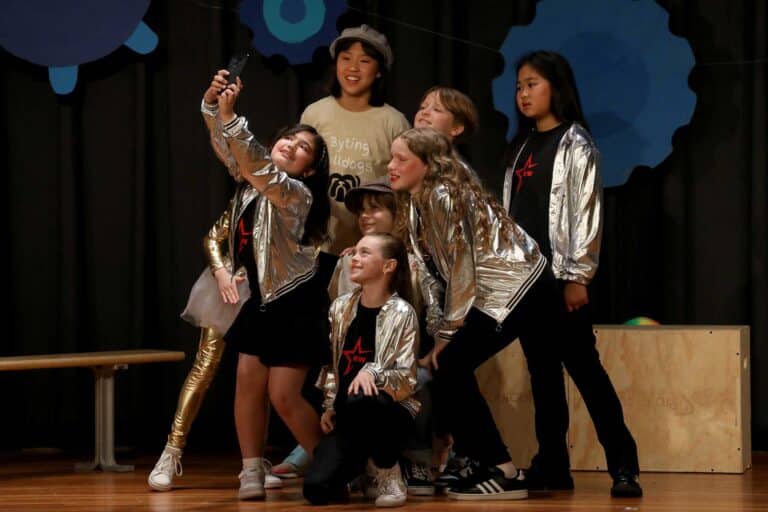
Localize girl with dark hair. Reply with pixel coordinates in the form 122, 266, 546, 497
388, 127, 568, 501
300, 25, 410, 255
148, 71, 331, 493
179, 71, 332, 501
507, 50, 590, 151
503, 50, 641, 497
303, 233, 419, 508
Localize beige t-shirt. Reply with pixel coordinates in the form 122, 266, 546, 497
301, 96, 410, 254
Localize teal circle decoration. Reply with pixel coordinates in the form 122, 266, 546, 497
262, 0, 325, 43
240, 0, 346, 64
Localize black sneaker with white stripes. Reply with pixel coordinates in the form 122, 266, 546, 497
447, 467, 528, 501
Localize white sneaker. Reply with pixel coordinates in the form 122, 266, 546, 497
148, 445, 183, 491
238, 467, 266, 500
263, 459, 283, 489
374, 463, 407, 508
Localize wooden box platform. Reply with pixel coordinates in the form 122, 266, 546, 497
568, 325, 751, 473
477, 325, 751, 474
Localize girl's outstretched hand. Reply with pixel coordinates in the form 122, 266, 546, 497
203, 69, 230, 104
217, 76, 243, 123
320, 409, 336, 434
349, 370, 378, 396
214, 267, 245, 304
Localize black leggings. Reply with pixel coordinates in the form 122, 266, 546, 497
303, 392, 413, 505
431, 270, 567, 467
523, 288, 639, 478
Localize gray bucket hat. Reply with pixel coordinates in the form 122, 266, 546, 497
344, 177, 394, 213
329, 24, 394, 70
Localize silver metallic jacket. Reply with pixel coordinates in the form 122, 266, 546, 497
201, 100, 240, 178
317, 290, 420, 417
409, 185, 547, 343
202, 106, 318, 304
503, 123, 603, 285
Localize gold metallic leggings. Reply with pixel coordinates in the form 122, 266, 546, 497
166, 327, 226, 450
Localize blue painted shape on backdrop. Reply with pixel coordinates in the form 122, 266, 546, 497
240, 0, 347, 64
0, 0, 157, 94
124, 21, 159, 55
48, 66, 78, 95
493, 0, 696, 187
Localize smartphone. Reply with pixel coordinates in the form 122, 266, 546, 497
225, 52, 250, 85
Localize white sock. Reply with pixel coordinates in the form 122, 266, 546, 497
496, 461, 518, 479
243, 457, 264, 472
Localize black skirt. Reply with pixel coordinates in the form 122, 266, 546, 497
225, 273, 331, 367
225, 198, 330, 367
224, 272, 330, 367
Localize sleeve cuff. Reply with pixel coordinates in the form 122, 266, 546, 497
200, 99, 219, 117
222, 116, 246, 138
563, 274, 591, 286
361, 364, 383, 386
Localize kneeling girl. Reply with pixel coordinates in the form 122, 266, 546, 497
304, 233, 419, 508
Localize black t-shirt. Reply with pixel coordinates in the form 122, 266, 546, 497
508, 122, 572, 261
335, 304, 379, 407
233, 198, 261, 298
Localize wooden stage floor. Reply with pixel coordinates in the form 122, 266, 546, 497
1, 451, 765, 511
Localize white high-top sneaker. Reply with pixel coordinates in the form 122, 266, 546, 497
148, 445, 183, 491
374, 463, 407, 508
238, 465, 266, 500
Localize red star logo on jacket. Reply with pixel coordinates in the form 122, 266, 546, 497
341, 337, 372, 376
237, 218, 253, 255
515, 154, 539, 192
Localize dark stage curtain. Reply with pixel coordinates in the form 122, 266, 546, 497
2, 0, 766, 454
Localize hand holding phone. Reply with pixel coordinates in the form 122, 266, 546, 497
225, 52, 250, 85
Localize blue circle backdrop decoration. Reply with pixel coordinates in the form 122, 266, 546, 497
0, 0, 158, 94
240, 0, 347, 65
493, 0, 696, 187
